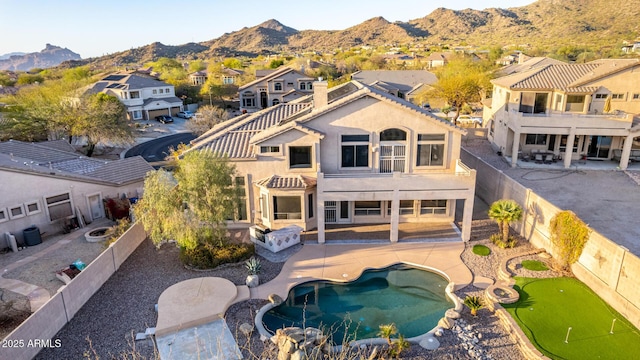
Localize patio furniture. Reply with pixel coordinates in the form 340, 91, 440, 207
544, 154, 554, 164
534, 154, 544, 164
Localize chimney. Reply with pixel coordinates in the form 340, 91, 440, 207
313, 79, 328, 109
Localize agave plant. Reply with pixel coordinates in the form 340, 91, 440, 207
464, 295, 484, 316
245, 257, 262, 275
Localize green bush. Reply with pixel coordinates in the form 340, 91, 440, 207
521, 260, 549, 271
490, 233, 517, 249
472, 244, 491, 256
180, 242, 255, 269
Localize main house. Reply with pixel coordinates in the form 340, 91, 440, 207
189, 80, 476, 243
485, 58, 640, 169
85, 73, 184, 121
0, 140, 152, 246
238, 67, 315, 113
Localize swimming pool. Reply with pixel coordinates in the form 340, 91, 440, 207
260, 264, 452, 345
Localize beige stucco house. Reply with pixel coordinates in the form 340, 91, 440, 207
350, 70, 437, 105
85, 73, 183, 120
189, 80, 476, 243
238, 67, 314, 113
485, 58, 640, 169
0, 140, 152, 246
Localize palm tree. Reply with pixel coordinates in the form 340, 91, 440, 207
488, 199, 523, 244
377, 324, 397, 346
464, 296, 484, 316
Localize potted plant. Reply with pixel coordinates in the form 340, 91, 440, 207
245, 257, 261, 288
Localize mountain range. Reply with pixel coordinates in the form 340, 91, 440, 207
7, 0, 640, 70
0, 44, 81, 71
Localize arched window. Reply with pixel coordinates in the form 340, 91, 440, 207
300, 82, 306, 90
307, 82, 313, 90
380, 128, 407, 141
272, 99, 280, 106
274, 82, 283, 91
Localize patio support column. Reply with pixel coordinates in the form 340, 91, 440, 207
390, 189, 400, 243
620, 134, 634, 170
563, 128, 576, 168
317, 172, 325, 244
511, 129, 521, 168
461, 195, 474, 242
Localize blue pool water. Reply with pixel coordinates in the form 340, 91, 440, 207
261, 264, 452, 344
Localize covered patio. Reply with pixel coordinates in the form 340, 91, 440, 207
301, 222, 461, 243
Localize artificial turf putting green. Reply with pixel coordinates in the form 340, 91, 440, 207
521, 260, 548, 271
472, 244, 491, 256
503, 277, 640, 359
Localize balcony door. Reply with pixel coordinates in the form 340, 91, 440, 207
379, 128, 407, 173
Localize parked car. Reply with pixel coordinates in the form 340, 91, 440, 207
155, 115, 173, 124
176, 111, 194, 119
456, 115, 482, 126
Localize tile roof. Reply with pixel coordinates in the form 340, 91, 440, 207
498, 57, 566, 76
0, 140, 153, 185
351, 70, 437, 93
239, 67, 303, 91
142, 96, 183, 106
190, 103, 312, 159
255, 175, 317, 189
85, 73, 172, 94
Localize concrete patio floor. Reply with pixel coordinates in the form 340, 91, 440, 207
301, 222, 461, 243
251, 241, 472, 301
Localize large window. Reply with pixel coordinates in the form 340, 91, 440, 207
416, 134, 444, 166
235, 177, 247, 221
274, 82, 283, 91
289, 146, 312, 168
308, 193, 314, 219
341, 134, 369, 167
387, 200, 415, 215
420, 200, 447, 215
525, 134, 547, 145
45, 193, 73, 221
565, 95, 585, 112
130, 91, 140, 99
273, 196, 302, 220
242, 98, 255, 107
560, 135, 580, 153
354, 201, 381, 216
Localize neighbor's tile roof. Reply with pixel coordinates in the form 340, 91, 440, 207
492, 64, 601, 92
351, 70, 437, 93
142, 96, 183, 106
0, 140, 153, 185
255, 175, 317, 189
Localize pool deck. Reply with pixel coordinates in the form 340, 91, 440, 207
251, 241, 473, 300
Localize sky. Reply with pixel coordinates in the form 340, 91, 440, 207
0, 0, 535, 59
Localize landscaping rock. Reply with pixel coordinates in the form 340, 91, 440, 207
239, 322, 253, 336
269, 293, 283, 305
445, 308, 461, 319
438, 317, 454, 329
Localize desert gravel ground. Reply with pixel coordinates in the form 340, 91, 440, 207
33, 216, 562, 360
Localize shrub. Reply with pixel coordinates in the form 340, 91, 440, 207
490, 233, 517, 249
550, 210, 591, 271
464, 295, 484, 316
180, 242, 254, 269
472, 244, 491, 256
105, 218, 131, 247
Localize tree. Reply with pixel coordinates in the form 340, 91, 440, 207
425, 56, 492, 123
74, 93, 133, 157
488, 199, 523, 245
550, 210, 591, 271
133, 151, 251, 267
186, 105, 229, 136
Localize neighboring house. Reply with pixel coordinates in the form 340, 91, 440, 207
350, 70, 437, 104
85, 73, 184, 120
189, 68, 245, 86
238, 67, 315, 113
485, 58, 640, 169
497, 56, 565, 76
425, 52, 454, 69
622, 41, 640, 54
0, 140, 153, 245
189, 80, 476, 243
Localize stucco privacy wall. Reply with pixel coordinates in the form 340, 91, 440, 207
461, 148, 640, 329
1, 222, 147, 360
